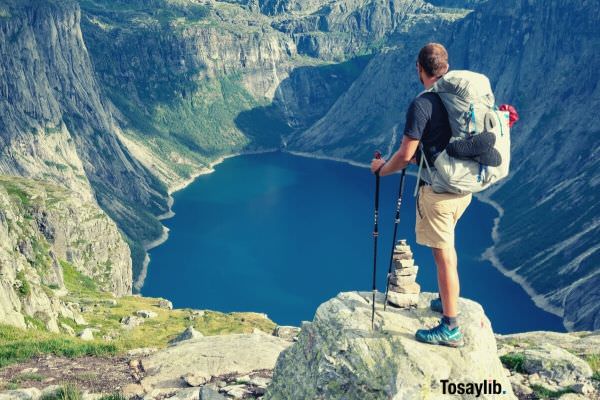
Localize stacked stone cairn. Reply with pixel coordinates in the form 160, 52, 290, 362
386, 239, 420, 308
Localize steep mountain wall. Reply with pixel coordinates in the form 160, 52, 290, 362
263, 0, 469, 59
0, 0, 169, 277
288, 0, 600, 330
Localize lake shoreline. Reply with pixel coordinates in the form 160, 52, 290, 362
139, 149, 564, 329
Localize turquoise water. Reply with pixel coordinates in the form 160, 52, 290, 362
142, 152, 565, 334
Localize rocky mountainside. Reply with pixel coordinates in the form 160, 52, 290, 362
0, 175, 131, 332
287, 0, 600, 331
0, 0, 169, 276
2, 292, 597, 399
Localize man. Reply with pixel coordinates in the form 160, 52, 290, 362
370, 43, 471, 347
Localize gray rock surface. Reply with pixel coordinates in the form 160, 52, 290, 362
497, 331, 600, 399
140, 331, 291, 391
273, 325, 301, 341
169, 326, 204, 345
265, 291, 515, 399
79, 328, 95, 341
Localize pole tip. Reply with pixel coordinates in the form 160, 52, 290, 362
374, 150, 382, 160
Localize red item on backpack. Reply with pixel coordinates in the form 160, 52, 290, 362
499, 104, 519, 128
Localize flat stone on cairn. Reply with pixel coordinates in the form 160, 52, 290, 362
387, 239, 420, 308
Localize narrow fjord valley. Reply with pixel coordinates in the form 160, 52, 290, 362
0, 0, 598, 399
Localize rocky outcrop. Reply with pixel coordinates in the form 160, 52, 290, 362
140, 330, 291, 393
497, 331, 600, 399
265, 291, 515, 399
288, 0, 600, 331
0, 176, 131, 332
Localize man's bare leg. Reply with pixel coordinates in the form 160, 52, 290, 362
432, 247, 459, 320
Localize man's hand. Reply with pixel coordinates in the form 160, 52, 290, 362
371, 158, 386, 175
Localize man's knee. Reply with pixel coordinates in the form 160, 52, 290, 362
432, 247, 456, 267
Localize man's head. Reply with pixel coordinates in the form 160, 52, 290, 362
416, 43, 449, 88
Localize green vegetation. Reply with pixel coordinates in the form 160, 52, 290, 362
585, 354, 600, 381
98, 394, 126, 400
2, 179, 31, 206
44, 160, 70, 172
530, 384, 575, 399
0, 259, 278, 368
500, 353, 526, 373
41, 384, 82, 400
10, 371, 45, 384
0, 324, 119, 368
15, 270, 31, 297
61, 260, 102, 299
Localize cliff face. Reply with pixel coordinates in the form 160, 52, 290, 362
0, 0, 169, 277
0, 176, 131, 332
288, 0, 600, 331
78, 0, 389, 190
263, 0, 469, 60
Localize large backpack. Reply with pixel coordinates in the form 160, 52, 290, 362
414, 70, 511, 195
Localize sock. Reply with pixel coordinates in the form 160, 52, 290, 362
442, 315, 458, 330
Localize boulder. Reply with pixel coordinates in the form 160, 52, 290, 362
389, 282, 420, 294
121, 315, 144, 329
0, 388, 41, 400
157, 299, 173, 309
200, 387, 226, 400
169, 388, 200, 400
141, 332, 291, 391
386, 291, 419, 308
273, 325, 301, 341
389, 274, 416, 286
393, 266, 418, 276
169, 326, 203, 345
520, 343, 593, 386
265, 291, 516, 400
136, 310, 158, 319
78, 328, 94, 341
182, 371, 212, 387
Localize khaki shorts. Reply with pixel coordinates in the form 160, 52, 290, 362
415, 185, 472, 249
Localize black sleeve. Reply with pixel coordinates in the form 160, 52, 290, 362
403, 97, 431, 141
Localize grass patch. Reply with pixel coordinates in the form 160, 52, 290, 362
11, 372, 44, 383
61, 260, 105, 299
585, 354, 600, 381
0, 324, 119, 368
15, 270, 31, 297
1, 179, 31, 206
41, 384, 82, 400
98, 394, 126, 400
500, 353, 526, 373
530, 384, 575, 399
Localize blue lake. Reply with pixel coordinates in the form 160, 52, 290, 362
142, 152, 565, 334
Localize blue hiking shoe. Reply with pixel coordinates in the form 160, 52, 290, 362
415, 320, 465, 347
430, 297, 443, 313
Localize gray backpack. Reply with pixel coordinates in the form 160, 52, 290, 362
414, 70, 511, 195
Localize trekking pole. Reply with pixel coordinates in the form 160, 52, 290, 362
383, 168, 407, 311
371, 151, 383, 330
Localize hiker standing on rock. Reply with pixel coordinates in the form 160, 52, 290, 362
371, 43, 470, 347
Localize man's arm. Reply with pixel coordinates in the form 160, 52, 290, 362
370, 135, 420, 176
